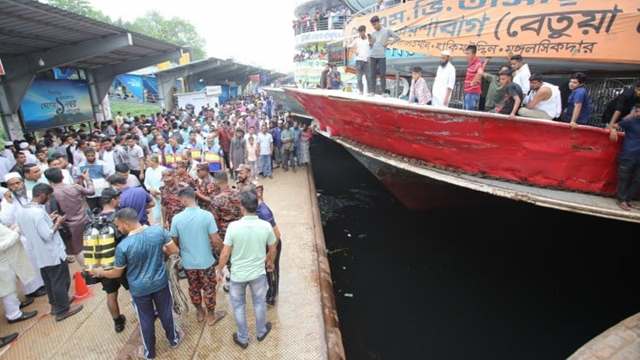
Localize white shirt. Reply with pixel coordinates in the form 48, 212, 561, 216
513, 63, 531, 95
101, 150, 116, 177
16, 204, 67, 269
257, 133, 273, 156
21, 150, 37, 165
432, 62, 456, 107
524, 82, 562, 119
351, 37, 370, 62
0, 156, 11, 182
126, 174, 141, 188
127, 145, 144, 171
1, 150, 15, 168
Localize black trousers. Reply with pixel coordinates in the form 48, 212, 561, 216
223, 151, 230, 170
617, 157, 640, 202
368, 57, 387, 95
355, 60, 368, 93
40, 261, 71, 315
266, 240, 282, 302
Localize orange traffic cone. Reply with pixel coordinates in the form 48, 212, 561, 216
73, 271, 90, 299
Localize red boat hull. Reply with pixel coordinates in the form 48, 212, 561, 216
287, 89, 621, 196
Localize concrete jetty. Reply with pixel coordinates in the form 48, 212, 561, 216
0, 168, 344, 360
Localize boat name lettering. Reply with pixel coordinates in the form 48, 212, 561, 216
398, 14, 491, 38
498, 6, 622, 40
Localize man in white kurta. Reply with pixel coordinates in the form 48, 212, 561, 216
0, 222, 38, 323
0, 173, 46, 297
431, 50, 456, 107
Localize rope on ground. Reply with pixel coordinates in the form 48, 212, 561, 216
166, 254, 189, 315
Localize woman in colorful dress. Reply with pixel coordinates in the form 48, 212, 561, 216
299, 124, 313, 165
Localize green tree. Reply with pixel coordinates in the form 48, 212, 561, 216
46, 0, 112, 23
124, 11, 207, 60
45, 2, 207, 60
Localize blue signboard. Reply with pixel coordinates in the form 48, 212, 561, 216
142, 76, 158, 99
53, 67, 77, 80
115, 74, 144, 101
20, 79, 93, 130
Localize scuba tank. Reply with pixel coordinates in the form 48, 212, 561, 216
82, 214, 117, 269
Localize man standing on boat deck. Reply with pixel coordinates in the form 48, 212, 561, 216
482, 65, 511, 112
562, 72, 593, 128
367, 15, 400, 96
463, 45, 485, 110
408, 66, 431, 105
609, 104, 640, 211
510, 55, 531, 95
518, 74, 562, 120
348, 25, 370, 94
431, 50, 456, 107
494, 70, 524, 118
603, 81, 640, 128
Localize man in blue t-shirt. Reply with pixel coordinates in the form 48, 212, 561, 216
610, 105, 640, 211
167, 187, 226, 326
563, 72, 593, 127
108, 174, 154, 224
90, 208, 181, 359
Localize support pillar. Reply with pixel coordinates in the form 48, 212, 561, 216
86, 71, 103, 125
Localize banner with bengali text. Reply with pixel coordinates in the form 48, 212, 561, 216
345, 0, 640, 63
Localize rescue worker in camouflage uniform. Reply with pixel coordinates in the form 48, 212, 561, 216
160, 169, 185, 229
210, 172, 243, 292
175, 160, 195, 188
235, 164, 253, 188
194, 163, 220, 210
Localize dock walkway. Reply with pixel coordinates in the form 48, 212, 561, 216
0, 168, 342, 359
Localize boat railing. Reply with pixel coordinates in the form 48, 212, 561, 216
294, 16, 348, 35
400, 77, 637, 125
348, 0, 405, 20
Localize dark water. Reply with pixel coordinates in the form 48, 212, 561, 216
310, 135, 640, 360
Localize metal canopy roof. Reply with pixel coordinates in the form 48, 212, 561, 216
0, 0, 182, 69
154, 57, 286, 84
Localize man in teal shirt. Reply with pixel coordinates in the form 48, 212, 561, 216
216, 190, 277, 349
168, 187, 225, 326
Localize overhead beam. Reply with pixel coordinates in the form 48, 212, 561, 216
98, 49, 182, 77
157, 58, 228, 79
3, 33, 133, 82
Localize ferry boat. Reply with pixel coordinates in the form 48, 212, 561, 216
276, 0, 640, 223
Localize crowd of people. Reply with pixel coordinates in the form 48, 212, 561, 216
0, 93, 315, 357
294, 47, 327, 63
345, 15, 640, 211
292, 5, 350, 35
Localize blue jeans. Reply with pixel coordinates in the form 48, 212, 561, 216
229, 274, 269, 344
464, 93, 480, 111
259, 154, 272, 176
132, 285, 179, 359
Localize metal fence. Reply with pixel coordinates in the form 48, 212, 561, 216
294, 16, 347, 35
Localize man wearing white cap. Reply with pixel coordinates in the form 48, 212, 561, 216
0, 172, 47, 299
18, 141, 37, 164
432, 50, 457, 107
